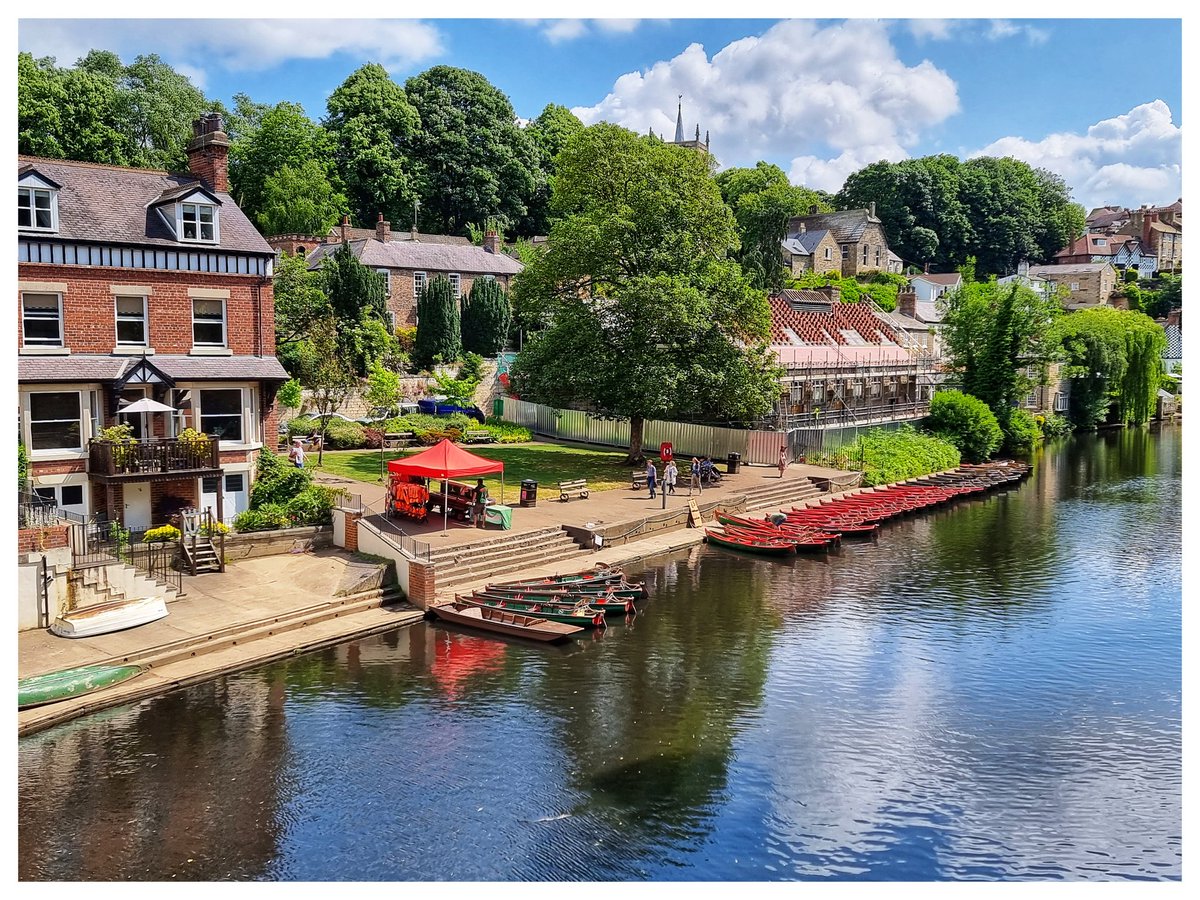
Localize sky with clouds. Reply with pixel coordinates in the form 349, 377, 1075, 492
17, 14, 1183, 213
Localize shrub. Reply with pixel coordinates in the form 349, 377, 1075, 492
807, 425, 960, 486
97, 423, 136, 443
362, 427, 384, 449
201, 521, 230, 537
394, 325, 417, 353
418, 427, 463, 445
233, 504, 291, 532
249, 449, 312, 508
926, 390, 1003, 462
998, 408, 1042, 456
285, 485, 343, 526
142, 524, 181, 543
287, 416, 317, 439
18, 440, 28, 492
483, 417, 532, 443
323, 418, 367, 449
1040, 413, 1074, 439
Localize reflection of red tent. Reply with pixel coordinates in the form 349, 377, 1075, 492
430, 632, 507, 700
387, 438, 505, 531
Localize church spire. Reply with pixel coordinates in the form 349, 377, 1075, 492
674, 94, 684, 144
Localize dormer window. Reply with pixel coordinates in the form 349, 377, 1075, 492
181, 202, 217, 242
18, 185, 57, 232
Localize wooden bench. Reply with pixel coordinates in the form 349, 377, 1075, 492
463, 429, 494, 444
383, 431, 415, 448
558, 479, 590, 501
631, 471, 648, 490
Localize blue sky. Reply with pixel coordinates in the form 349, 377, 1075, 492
18, 14, 1183, 212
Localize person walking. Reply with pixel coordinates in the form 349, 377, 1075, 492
664, 459, 678, 495
290, 438, 306, 469
472, 479, 489, 528
646, 459, 658, 499
689, 457, 701, 495
778, 444, 789, 478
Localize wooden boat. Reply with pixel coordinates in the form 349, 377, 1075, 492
456, 593, 608, 628
705, 527, 796, 557
18, 663, 147, 709
431, 602, 583, 643
495, 571, 648, 598
476, 587, 635, 615
486, 582, 643, 604
50, 596, 168, 639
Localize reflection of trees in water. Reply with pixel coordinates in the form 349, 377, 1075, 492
19, 676, 288, 880
519, 550, 779, 867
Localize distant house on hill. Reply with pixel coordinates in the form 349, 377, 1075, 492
907, 272, 961, 304
1027, 262, 1118, 310
785, 203, 892, 279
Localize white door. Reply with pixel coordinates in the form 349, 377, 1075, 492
200, 472, 249, 524
124, 482, 152, 531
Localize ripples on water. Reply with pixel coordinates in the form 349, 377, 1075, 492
18, 428, 1181, 881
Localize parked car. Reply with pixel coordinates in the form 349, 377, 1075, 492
416, 397, 486, 423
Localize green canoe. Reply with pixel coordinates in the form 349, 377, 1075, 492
18, 663, 147, 710
457, 594, 607, 629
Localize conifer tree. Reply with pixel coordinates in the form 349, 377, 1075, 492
414, 275, 462, 369
461, 277, 511, 356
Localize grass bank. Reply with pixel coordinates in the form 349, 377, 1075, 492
805, 426, 961, 486
312, 441, 638, 498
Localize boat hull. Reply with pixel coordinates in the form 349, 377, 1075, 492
50, 597, 168, 639
18, 664, 147, 709
430, 603, 583, 643
457, 594, 608, 628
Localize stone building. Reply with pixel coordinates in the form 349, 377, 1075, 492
785, 204, 892, 278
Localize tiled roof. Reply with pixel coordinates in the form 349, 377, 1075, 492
309, 238, 523, 275
768, 294, 901, 347
17, 156, 272, 255
1028, 263, 1113, 276
782, 229, 832, 256
786, 209, 881, 243
1148, 221, 1180, 234
18, 354, 289, 383
324, 225, 472, 246
910, 273, 962, 286
1055, 233, 1128, 258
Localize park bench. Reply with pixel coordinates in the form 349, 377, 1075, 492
558, 479, 590, 501
463, 429, 494, 444
383, 431, 415, 448
631, 471, 648, 490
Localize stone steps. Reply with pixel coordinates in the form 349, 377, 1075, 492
435, 534, 592, 594
427, 525, 570, 564
737, 477, 826, 513
61, 583, 408, 676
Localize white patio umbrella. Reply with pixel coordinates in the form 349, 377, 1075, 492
119, 397, 177, 414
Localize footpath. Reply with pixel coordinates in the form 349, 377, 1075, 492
18, 462, 842, 736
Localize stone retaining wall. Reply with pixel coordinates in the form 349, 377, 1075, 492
222, 525, 334, 561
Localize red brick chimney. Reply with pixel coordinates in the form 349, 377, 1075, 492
340, 215, 350, 244
924, 261, 931, 274
483, 229, 499, 254
897, 287, 918, 318
1166, 307, 1181, 328
185, 112, 230, 193
376, 213, 391, 243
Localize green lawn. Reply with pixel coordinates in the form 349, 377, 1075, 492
312, 441, 638, 497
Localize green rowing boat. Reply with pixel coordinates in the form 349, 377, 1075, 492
457, 594, 607, 628
18, 663, 147, 710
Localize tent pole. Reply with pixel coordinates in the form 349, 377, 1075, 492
443, 476, 448, 532
501, 471, 505, 506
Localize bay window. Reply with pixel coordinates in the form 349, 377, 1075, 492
198, 389, 244, 442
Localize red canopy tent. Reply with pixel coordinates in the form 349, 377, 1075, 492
387, 439, 505, 531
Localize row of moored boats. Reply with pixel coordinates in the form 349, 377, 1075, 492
704, 462, 1031, 556
430, 564, 649, 643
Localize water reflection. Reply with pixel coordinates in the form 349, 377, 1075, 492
18, 428, 1181, 881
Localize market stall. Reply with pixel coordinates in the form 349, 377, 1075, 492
386, 439, 506, 532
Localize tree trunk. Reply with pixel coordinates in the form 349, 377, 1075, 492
625, 415, 646, 466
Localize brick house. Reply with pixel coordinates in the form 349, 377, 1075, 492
17, 113, 288, 530
1053, 232, 1158, 275
1026, 262, 1118, 310
304, 221, 522, 328
1118, 206, 1182, 273
785, 203, 892, 278
265, 217, 472, 259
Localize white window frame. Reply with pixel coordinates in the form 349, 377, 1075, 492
18, 185, 58, 232
178, 201, 218, 243
25, 390, 87, 457
375, 268, 392, 294
413, 271, 427, 298
196, 386, 254, 448
862, 244, 869, 264
1054, 392, 1069, 413
824, 247, 832, 260
1095, 238, 1107, 247
449, 273, 462, 299
21, 292, 63, 347
114, 295, 148, 347
841, 245, 849, 260
875, 248, 882, 267
32, 482, 88, 518
192, 298, 227, 347
1070, 282, 1080, 291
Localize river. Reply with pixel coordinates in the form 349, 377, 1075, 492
17, 426, 1182, 881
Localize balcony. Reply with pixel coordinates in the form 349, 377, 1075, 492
88, 437, 221, 482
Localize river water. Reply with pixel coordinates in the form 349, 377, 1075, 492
17, 427, 1182, 881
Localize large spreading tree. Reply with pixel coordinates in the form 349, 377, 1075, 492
510, 123, 782, 464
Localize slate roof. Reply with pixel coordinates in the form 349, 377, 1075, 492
18, 354, 290, 383
1028, 263, 1114, 276
910, 273, 962, 287
17, 156, 273, 255
786, 209, 881, 243
324, 225, 472, 246
308, 238, 523, 275
782, 229, 832, 256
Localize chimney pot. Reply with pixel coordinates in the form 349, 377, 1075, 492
376, 214, 391, 243
483, 229, 500, 254
185, 111, 230, 192
869, 201, 876, 218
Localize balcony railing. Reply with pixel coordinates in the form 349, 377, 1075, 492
88, 437, 220, 478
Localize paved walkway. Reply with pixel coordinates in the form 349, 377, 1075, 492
314, 460, 851, 550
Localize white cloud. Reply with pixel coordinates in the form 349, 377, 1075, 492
970, 100, 1182, 211
18, 18, 444, 80
573, 19, 959, 192
523, 18, 645, 42
985, 19, 1049, 45
903, 19, 1048, 45
906, 19, 959, 41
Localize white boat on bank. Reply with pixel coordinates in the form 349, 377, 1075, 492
50, 597, 169, 639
